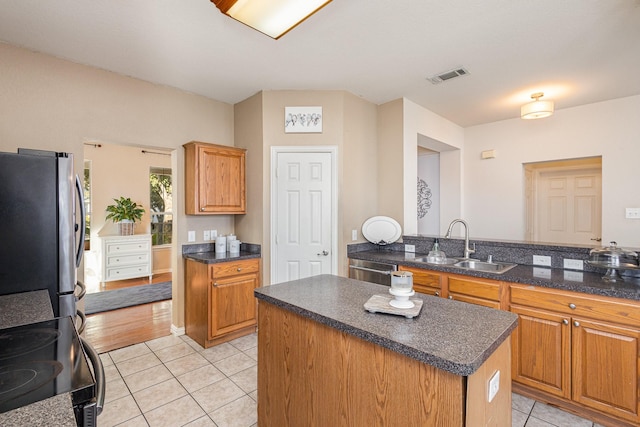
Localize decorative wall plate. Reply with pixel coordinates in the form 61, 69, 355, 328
362, 216, 402, 245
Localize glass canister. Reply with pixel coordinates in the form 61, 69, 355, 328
390, 271, 413, 293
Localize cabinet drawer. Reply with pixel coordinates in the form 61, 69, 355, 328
105, 240, 150, 254
510, 284, 640, 327
398, 266, 440, 288
212, 258, 259, 278
105, 264, 150, 280
106, 253, 150, 267
448, 275, 501, 301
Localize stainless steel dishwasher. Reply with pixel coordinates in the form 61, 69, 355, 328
348, 258, 397, 286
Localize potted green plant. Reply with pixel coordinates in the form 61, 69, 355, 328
105, 197, 145, 235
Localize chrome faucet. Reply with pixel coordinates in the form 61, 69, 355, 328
444, 219, 476, 259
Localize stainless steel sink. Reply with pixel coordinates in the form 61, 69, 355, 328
453, 259, 517, 274
415, 256, 459, 265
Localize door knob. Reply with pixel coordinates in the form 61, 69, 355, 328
317, 250, 329, 256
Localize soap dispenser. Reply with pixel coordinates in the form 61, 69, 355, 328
427, 238, 446, 262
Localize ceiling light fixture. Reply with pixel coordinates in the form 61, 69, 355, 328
521, 92, 554, 120
211, 0, 332, 39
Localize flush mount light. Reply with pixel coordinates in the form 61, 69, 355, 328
211, 0, 332, 39
521, 92, 554, 120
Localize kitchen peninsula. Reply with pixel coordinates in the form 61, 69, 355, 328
255, 275, 518, 426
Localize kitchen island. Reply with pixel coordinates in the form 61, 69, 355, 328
255, 275, 518, 426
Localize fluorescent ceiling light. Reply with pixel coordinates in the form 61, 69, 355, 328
212, 0, 332, 39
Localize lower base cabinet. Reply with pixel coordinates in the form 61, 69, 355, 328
185, 258, 260, 348
511, 284, 640, 426
395, 263, 640, 426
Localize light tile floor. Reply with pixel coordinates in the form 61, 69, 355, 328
99, 333, 604, 427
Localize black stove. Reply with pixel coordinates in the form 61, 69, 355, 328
0, 317, 95, 417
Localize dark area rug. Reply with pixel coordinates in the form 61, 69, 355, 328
85, 281, 172, 315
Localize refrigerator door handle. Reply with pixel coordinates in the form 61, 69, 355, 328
75, 174, 86, 268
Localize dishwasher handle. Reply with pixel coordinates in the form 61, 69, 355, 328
349, 265, 393, 275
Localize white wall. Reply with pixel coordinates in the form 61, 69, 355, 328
417, 152, 440, 235
463, 95, 640, 247
403, 99, 465, 235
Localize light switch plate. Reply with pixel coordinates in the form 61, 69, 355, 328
204, 230, 210, 241
352, 229, 358, 241
626, 208, 640, 219
188, 231, 196, 242
405, 244, 415, 253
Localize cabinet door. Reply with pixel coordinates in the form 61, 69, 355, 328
572, 318, 640, 423
511, 305, 571, 399
198, 145, 245, 214
209, 273, 258, 339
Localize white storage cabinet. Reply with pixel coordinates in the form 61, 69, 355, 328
99, 235, 152, 285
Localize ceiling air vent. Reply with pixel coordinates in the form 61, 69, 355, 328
427, 67, 470, 85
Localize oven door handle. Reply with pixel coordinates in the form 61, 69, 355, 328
348, 265, 393, 275
80, 337, 105, 416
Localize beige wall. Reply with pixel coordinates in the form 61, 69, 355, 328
235, 90, 378, 283
0, 43, 235, 329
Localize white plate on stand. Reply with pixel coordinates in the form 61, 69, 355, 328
362, 216, 402, 245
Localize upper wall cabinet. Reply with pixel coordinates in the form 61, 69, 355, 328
184, 141, 246, 215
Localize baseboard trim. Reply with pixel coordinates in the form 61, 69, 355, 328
171, 324, 185, 336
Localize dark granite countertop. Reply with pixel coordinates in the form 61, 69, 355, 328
349, 250, 640, 301
182, 242, 261, 264
0, 291, 77, 426
255, 274, 518, 376
0, 290, 54, 328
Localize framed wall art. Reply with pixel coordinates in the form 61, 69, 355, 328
284, 106, 323, 133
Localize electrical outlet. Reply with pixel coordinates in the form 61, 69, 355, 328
488, 370, 500, 402
564, 259, 584, 270
533, 255, 551, 267
188, 231, 196, 242
352, 229, 357, 241
210, 230, 217, 238
405, 244, 415, 253
204, 230, 210, 241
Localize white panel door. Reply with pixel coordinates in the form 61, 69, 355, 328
537, 168, 602, 245
274, 152, 333, 284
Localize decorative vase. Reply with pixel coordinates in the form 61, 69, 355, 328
118, 220, 135, 236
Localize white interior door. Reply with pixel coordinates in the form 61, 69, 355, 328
272, 150, 334, 284
536, 168, 602, 245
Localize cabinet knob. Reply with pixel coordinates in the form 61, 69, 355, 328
237, 267, 242, 272
448, 295, 452, 299
434, 291, 439, 296
201, 207, 205, 211
573, 321, 580, 327
213, 282, 218, 287
569, 303, 576, 310
562, 319, 569, 325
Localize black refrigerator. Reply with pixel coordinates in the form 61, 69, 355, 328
0, 148, 85, 318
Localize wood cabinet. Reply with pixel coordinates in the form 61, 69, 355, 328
185, 258, 259, 348
98, 234, 152, 285
398, 265, 442, 296
184, 141, 246, 214
447, 274, 503, 309
510, 285, 640, 425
